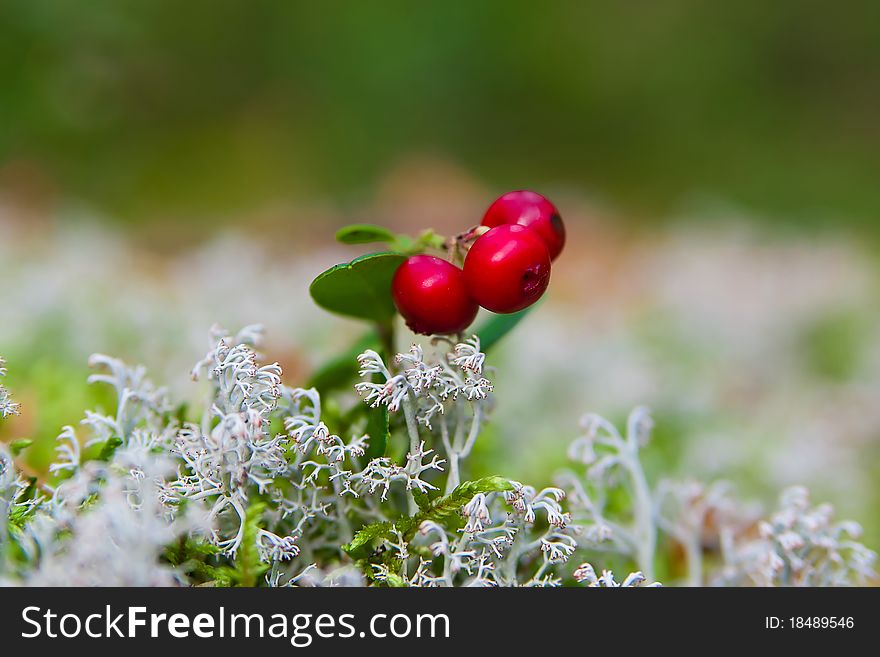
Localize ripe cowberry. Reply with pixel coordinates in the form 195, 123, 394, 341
392, 255, 479, 335
482, 190, 565, 260
463, 224, 551, 314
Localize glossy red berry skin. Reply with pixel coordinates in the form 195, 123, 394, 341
463, 224, 551, 314
482, 190, 565, 260
392, 255, 479, 335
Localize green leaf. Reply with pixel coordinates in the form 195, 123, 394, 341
336, 224, 397, 245
364, 405, 389, 460
230, 502, 269, 587
343, 520, 396, 557
414, 229, 446, 252
20, 475, 38, 501
343, 476, 514, 560
411, 487, 432, 512
306, 330, 380, 395
163, 537, 227, 585
165, 537, 222, 566
382, 572, 408, 587
309, 252, 406, 322
400, 476, 514, 541
476, 306, 535, 352
8, 503, 38, 528
9, 438, 32, 457
97, 436, 123, 462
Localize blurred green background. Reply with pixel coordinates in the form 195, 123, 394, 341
1, 2, 879, 549
2, 0, 879, 232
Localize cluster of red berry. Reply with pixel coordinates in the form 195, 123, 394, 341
392, 190, 565, 335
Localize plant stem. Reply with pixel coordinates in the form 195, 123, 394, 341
401, 396, 420, 515
684, 533, 703, 587
626, 452, 656, 581
440, 416, 458, 495
377, 319, 395, 362
330, 477, 352, 545
445, 455, 460, 495
445, 404, 481, 494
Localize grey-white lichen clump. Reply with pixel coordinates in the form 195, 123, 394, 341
0, 334, 875, 587
0, 358, 19, 420
573, 563, 660, 587
713, 486, 877, 587
557, 407, 875, 587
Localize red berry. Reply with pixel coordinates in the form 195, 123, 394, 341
463, 224, 551, 314
482, 190, 565, 260
392, 255, 479, 335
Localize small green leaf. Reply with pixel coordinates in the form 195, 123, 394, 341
400, 475, 514, 541
413, 229, 446, 252
170, 537, 222, 562
8, 503, 38, 528
9, 438, 32, 457
20, 475, 38, 500
343, 520, 396, 557
229, 502, 269, 587
476, 306, 535, 352
97, 436, 123, 462
364, 405, 389, 460
411, 487, 432, 512
343, 475, 514, 561
336, 224, 397, 245
309, 252, 406, 322
382, 572, 408, 587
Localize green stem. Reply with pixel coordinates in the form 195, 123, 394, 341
377, 319, 395, 362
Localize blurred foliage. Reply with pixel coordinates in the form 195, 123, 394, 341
797, 310, 870, 382
1, 0, 879, 230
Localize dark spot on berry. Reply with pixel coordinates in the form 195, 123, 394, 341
550, 213, 564, 235
521, 265, 545, 296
